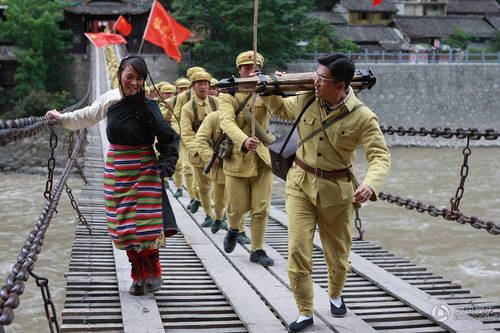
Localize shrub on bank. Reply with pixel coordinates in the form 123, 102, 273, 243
3, 90, 71, 119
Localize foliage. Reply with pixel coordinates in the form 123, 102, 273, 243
4, 90, 69, 119
334, 38, 361, 53
444, 28, 479, 51
171, 0, 340, 78
488, 30, 500, 52
0, 64, 4, 105
0, 0, 72, 96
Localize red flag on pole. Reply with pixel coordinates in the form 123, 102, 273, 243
84, 32, 127, 48
373, 0, 383, 7
143, 0, 191, 62
113, 15, 132, 36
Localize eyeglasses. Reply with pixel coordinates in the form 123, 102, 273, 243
313, 71, 336, 84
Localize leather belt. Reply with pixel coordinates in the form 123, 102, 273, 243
294, 157, 349, 179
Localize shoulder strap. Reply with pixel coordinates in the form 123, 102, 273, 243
277, 96, 316, 157
173, 95, 178, 108
234, 94, 252, 118
297, 103, 365, 148
192, 98, 200, 128
187, 89, 191, 100
208, 96, 217, 111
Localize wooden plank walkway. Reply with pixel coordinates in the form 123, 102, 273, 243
60, 45, 500, 332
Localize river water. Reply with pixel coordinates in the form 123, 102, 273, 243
0, 147, 499, 332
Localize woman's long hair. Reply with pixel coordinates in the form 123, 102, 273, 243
117, 56, 148, 103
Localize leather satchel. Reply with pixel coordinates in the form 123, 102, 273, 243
269, 96, 316, 180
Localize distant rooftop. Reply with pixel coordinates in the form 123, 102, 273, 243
447, 0, 500, 15
334, 25, 409, 51
64, 1, 150, 15
344, 0, 398, 13
308, 11, 347, 25
0, 45, 21, 61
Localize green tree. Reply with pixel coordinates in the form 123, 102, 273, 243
334, 38, 361, 53
489, 30, 500, 52
0, 0, 72, 96
171, 0, 336, 78
444, 28, 479, 51
0, 64, 4, 105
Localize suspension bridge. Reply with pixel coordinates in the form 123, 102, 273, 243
0, 44, 499, 333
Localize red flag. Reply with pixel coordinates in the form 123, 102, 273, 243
143, 0, 191, 62
373, 0, 383, 7
113, 15, 132, 37
84, 32, 127, 48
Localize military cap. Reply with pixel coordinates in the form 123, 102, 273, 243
190, 71, 211, 84
160, 82, 176, 93
236, 50, 264, 67
210, 78, 218, 86
186, 66, 206, 80
174, 77, 191, 88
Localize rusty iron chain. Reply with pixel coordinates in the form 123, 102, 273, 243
67, 132, 89, 185
380, 126, 499, 140
445, 137, 471, 220
0, 129, 85, 331
353, 209, 364, 241
29, 272, 61, 333
44, 128, 58, 200
65, 184, 91, 235
378, 192, 500, 235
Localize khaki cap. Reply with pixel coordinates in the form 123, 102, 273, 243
210, 78, 218, 86
174, 77, 191, 88
190, 71, 211, 84
186, 66, 206, 80
160, 82, 176, 93
236, 50, 264, 67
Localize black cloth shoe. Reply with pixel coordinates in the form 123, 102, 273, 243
187, 198, 194, 210
223, 228, 239, 253
173, 189, 183, 198
211, 219, 223, 233
144, 276, 163, 293
201, 215, 213, 227
236, 231, 251, 244
330, 296, 347, 317
288, 317, 313, 332
250, 249, 274, 266
129, 279, 145, 296
189, 199, 201, 214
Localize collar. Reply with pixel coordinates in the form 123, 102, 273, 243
194, 95, 208, 106
324, 86, 352, 111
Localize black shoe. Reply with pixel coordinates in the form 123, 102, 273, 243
201, 216, 213, 227
288, 317, 313, 332
236, 231, 251, 244
129, 279, 145, 296
164, 181, 170, 189
189, 199, 201, 214
173, 189, 183, 198
250, 249, 274, 266
211, 219, 223, 233
330, 296, 347, 317
223, 228, 239, 253
187, 198, 194, 210
144, 276, 163, 293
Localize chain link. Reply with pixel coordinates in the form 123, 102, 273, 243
44, 128, 58, 200
65, 184, 91, 234
29, 272, 61, 333
378, 192, 500, 235
67, 132, 89, 185
445, 137, 471, 220
353, 208, 364, 240
380, 126, 499, 140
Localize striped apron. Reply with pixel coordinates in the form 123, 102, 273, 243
104, 144, 164, 250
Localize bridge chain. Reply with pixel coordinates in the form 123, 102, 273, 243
0, 130, 85, 331
380, 126, 499, 140
44, 128, 58, 201
378, 192, 500, 235
29, 272, 61, 333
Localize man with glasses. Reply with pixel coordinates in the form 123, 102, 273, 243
260, 52, 391, 332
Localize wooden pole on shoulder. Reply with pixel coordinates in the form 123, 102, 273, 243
251, 0, 259, 138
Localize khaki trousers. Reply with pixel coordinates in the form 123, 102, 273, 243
192, 165, 213, 217
286, 193, 353, 316
172, 157, 183, 190
225, 167, 272, 251
213, 181, 246, 231
181, 147, 198, 200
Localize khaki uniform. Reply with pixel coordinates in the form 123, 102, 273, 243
180, 95, 219, 217
161, 97, 183, 190
195, 112, 246, 231
174, 89, 198, 200
262, 90, 391, 316
218, 92, 273, 251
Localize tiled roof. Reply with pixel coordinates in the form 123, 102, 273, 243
334, 25, 409, 51
343, 0, 398, 13
393, 15, 497, 38
308, 11, 347, 25
65, 1, 150, 15
485, 14, 500, 29
447, 0, 500, 15
0, 45, 21, 61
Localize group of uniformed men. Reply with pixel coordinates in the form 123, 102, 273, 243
148, 50, 391, 333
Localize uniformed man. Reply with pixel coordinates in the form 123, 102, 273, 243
159, 82, 176, 100
180, 70, 219, 227
219, 50, 275, 266
208, 77, 219, 96
195, 111, 251, 244
261, 52, 391, 332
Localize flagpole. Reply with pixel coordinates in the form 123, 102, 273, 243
251, 0, 259, 138
139, 0, 156, 55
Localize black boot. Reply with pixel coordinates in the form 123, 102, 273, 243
144, 251, 163, 293
223, 228, 239, 253
128, 255, 145, 296
129, 279, 145, 296
250, 249, 274, 266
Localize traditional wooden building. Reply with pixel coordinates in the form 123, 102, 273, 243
393, 0, 448, 16
0, 45, 20, 86
335, 0, 398, 25
60, 0, 167, 54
